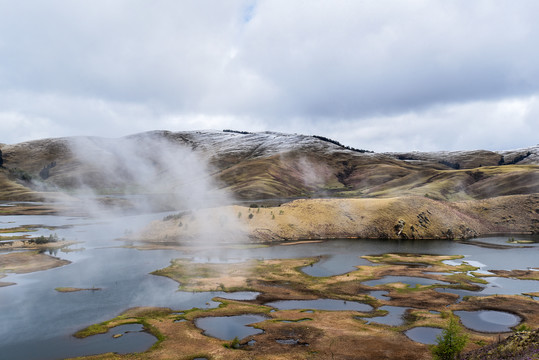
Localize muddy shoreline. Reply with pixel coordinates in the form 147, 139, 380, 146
0, 251, 71, 286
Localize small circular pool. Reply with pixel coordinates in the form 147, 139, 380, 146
404, 327, 443, 344
454, 310, 521, 333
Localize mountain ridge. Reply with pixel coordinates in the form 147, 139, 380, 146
1, 130, 537, 203
1, 130, 537, 239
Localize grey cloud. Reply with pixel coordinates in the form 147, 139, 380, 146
237, 1, 539, 118
311, 96, 539, 152
0, 1, 538, 150
0, 1, 244, 106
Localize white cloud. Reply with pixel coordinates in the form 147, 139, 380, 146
316, 95, 539, 152
0, 1, 538, 150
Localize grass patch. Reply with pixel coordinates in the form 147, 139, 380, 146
446, 272, 488, 285
0, 235, 30, 240
0, 226, 38, 234
54, 287, 101, 293
74, 322, 114, 338
73, 307, 170, 352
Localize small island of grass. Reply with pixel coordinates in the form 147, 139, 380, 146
55, 287, 102, 293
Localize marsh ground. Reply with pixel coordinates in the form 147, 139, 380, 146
71, 251, 539, 360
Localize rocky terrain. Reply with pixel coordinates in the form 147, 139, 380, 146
460, 329, 538, 360
1, 130, 538, 240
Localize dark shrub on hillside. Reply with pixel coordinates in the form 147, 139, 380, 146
9, 168, 32, 182
498, 152, 532, 166
312, 135, 374, 153
438, 160, 460, 169
32, 234, 59, 244
223, 129, 252, 135
39, 161, 57, 180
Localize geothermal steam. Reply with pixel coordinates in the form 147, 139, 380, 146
67, 133, 245, 244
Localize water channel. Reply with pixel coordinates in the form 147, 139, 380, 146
0, 211, 537, 359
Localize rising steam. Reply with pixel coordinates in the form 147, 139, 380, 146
66, 132, 246, 245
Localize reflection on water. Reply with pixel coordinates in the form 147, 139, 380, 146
195, 314, 266, 340
363, 276, 450, 287
0, 211, 537, 359
363, 305, 410, 326
436, 276, 539, 302
405, 327, 443, 344
301, 253, 373, 277
454, 310, 521, 333
218, 292, 260, 301
265, 299, 372, 312
368, 290, 389, 300
1, 323, 157, 360
78, 324, 156, 355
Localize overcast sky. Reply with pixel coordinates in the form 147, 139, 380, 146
1, 1, 538, 152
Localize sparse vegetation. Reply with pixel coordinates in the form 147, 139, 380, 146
31, 234, 60, 244
8, 168, 32, 182
438, 160, 461, 170
55, 287, 101, 293
312, 135, 374, 153
223, 129, 252, 135
163, 211, 191, 221
431, 316, 468, 360
398, 154, 418, 161
39, 161, 57, 180
1, 132, 538, 360
514, 324, 532, 332
460, 329, 538, 360
499, 151, 532, 165
224, 336, 241, 349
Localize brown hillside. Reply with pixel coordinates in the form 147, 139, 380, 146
0, 131, 537, 203
0, 131, 537, 238
136, 194, 539, 243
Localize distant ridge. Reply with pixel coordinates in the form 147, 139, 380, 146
0, 130, 537, 203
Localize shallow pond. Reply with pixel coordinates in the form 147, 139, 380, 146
265, 299, 373, 312
363, 275, 450, 287
218, 291, 260, 301
195, 314, 266, 340
0, 210, 538, 359
405, 327, 443, 344
436, 276, 539, 301
368, 290, 389, 300
301, 252, 373, 277
4, 323, 157, 360
78, 324, 157, 355
454, 310, 521, 333
363, 305, 410, 326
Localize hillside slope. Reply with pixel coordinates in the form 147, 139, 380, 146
1, 130, 537, 239
1, 130, 537, 204
136, 194, 539, 243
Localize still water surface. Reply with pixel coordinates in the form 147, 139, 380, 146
0, 212, 537, 359
454, 310, 521, 332
195, 314, 266, 340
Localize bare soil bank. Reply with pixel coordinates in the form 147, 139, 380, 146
136, 194, 539, 244
0, 251, 71, 287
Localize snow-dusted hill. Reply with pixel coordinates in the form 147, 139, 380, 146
0, 130, 537, 204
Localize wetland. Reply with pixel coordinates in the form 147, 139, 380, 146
0, 210, 538, 359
